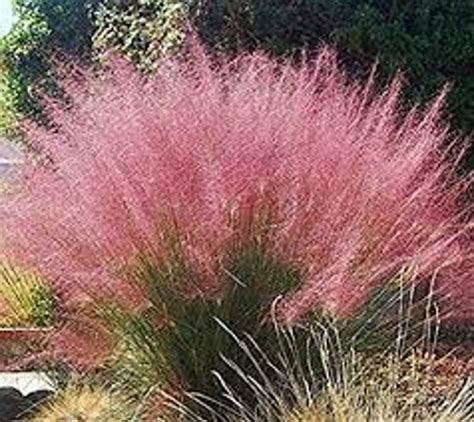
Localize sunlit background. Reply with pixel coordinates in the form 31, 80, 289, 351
0, 0, 14, 36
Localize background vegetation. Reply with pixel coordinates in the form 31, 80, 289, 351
0, 0, 98, 136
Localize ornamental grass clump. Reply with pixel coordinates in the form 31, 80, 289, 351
0, 263, 55, 328
0, 262, 55, 370
105, 249, 301, 399
177, 318, 473, 422
30, 384, 132, 421
0, 43, 472, 385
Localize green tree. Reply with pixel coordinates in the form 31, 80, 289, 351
0, 0, 99, 135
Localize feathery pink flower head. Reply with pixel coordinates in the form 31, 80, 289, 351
0, 45, 472, 342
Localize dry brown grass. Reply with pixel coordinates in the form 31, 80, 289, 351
31, 385, 131, 421
285, 351, 472, 422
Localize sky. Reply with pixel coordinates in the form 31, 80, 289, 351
0, 0, 14, 36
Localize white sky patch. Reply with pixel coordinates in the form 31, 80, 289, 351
0, 1, 15, 36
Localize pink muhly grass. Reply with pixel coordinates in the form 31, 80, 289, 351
0, 45, 472, 354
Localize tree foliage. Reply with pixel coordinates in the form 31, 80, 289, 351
0, 0, 99, 134
93, 0, 187, 73
0, 0, 185, 136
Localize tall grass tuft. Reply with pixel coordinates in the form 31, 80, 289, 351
168, 312, 472, 422
0, 262, 55, 328
95, 247, 298, 411
30, 384, 133, 421
0, 42, 472, 372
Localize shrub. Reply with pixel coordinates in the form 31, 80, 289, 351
0, 43, 472, 385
